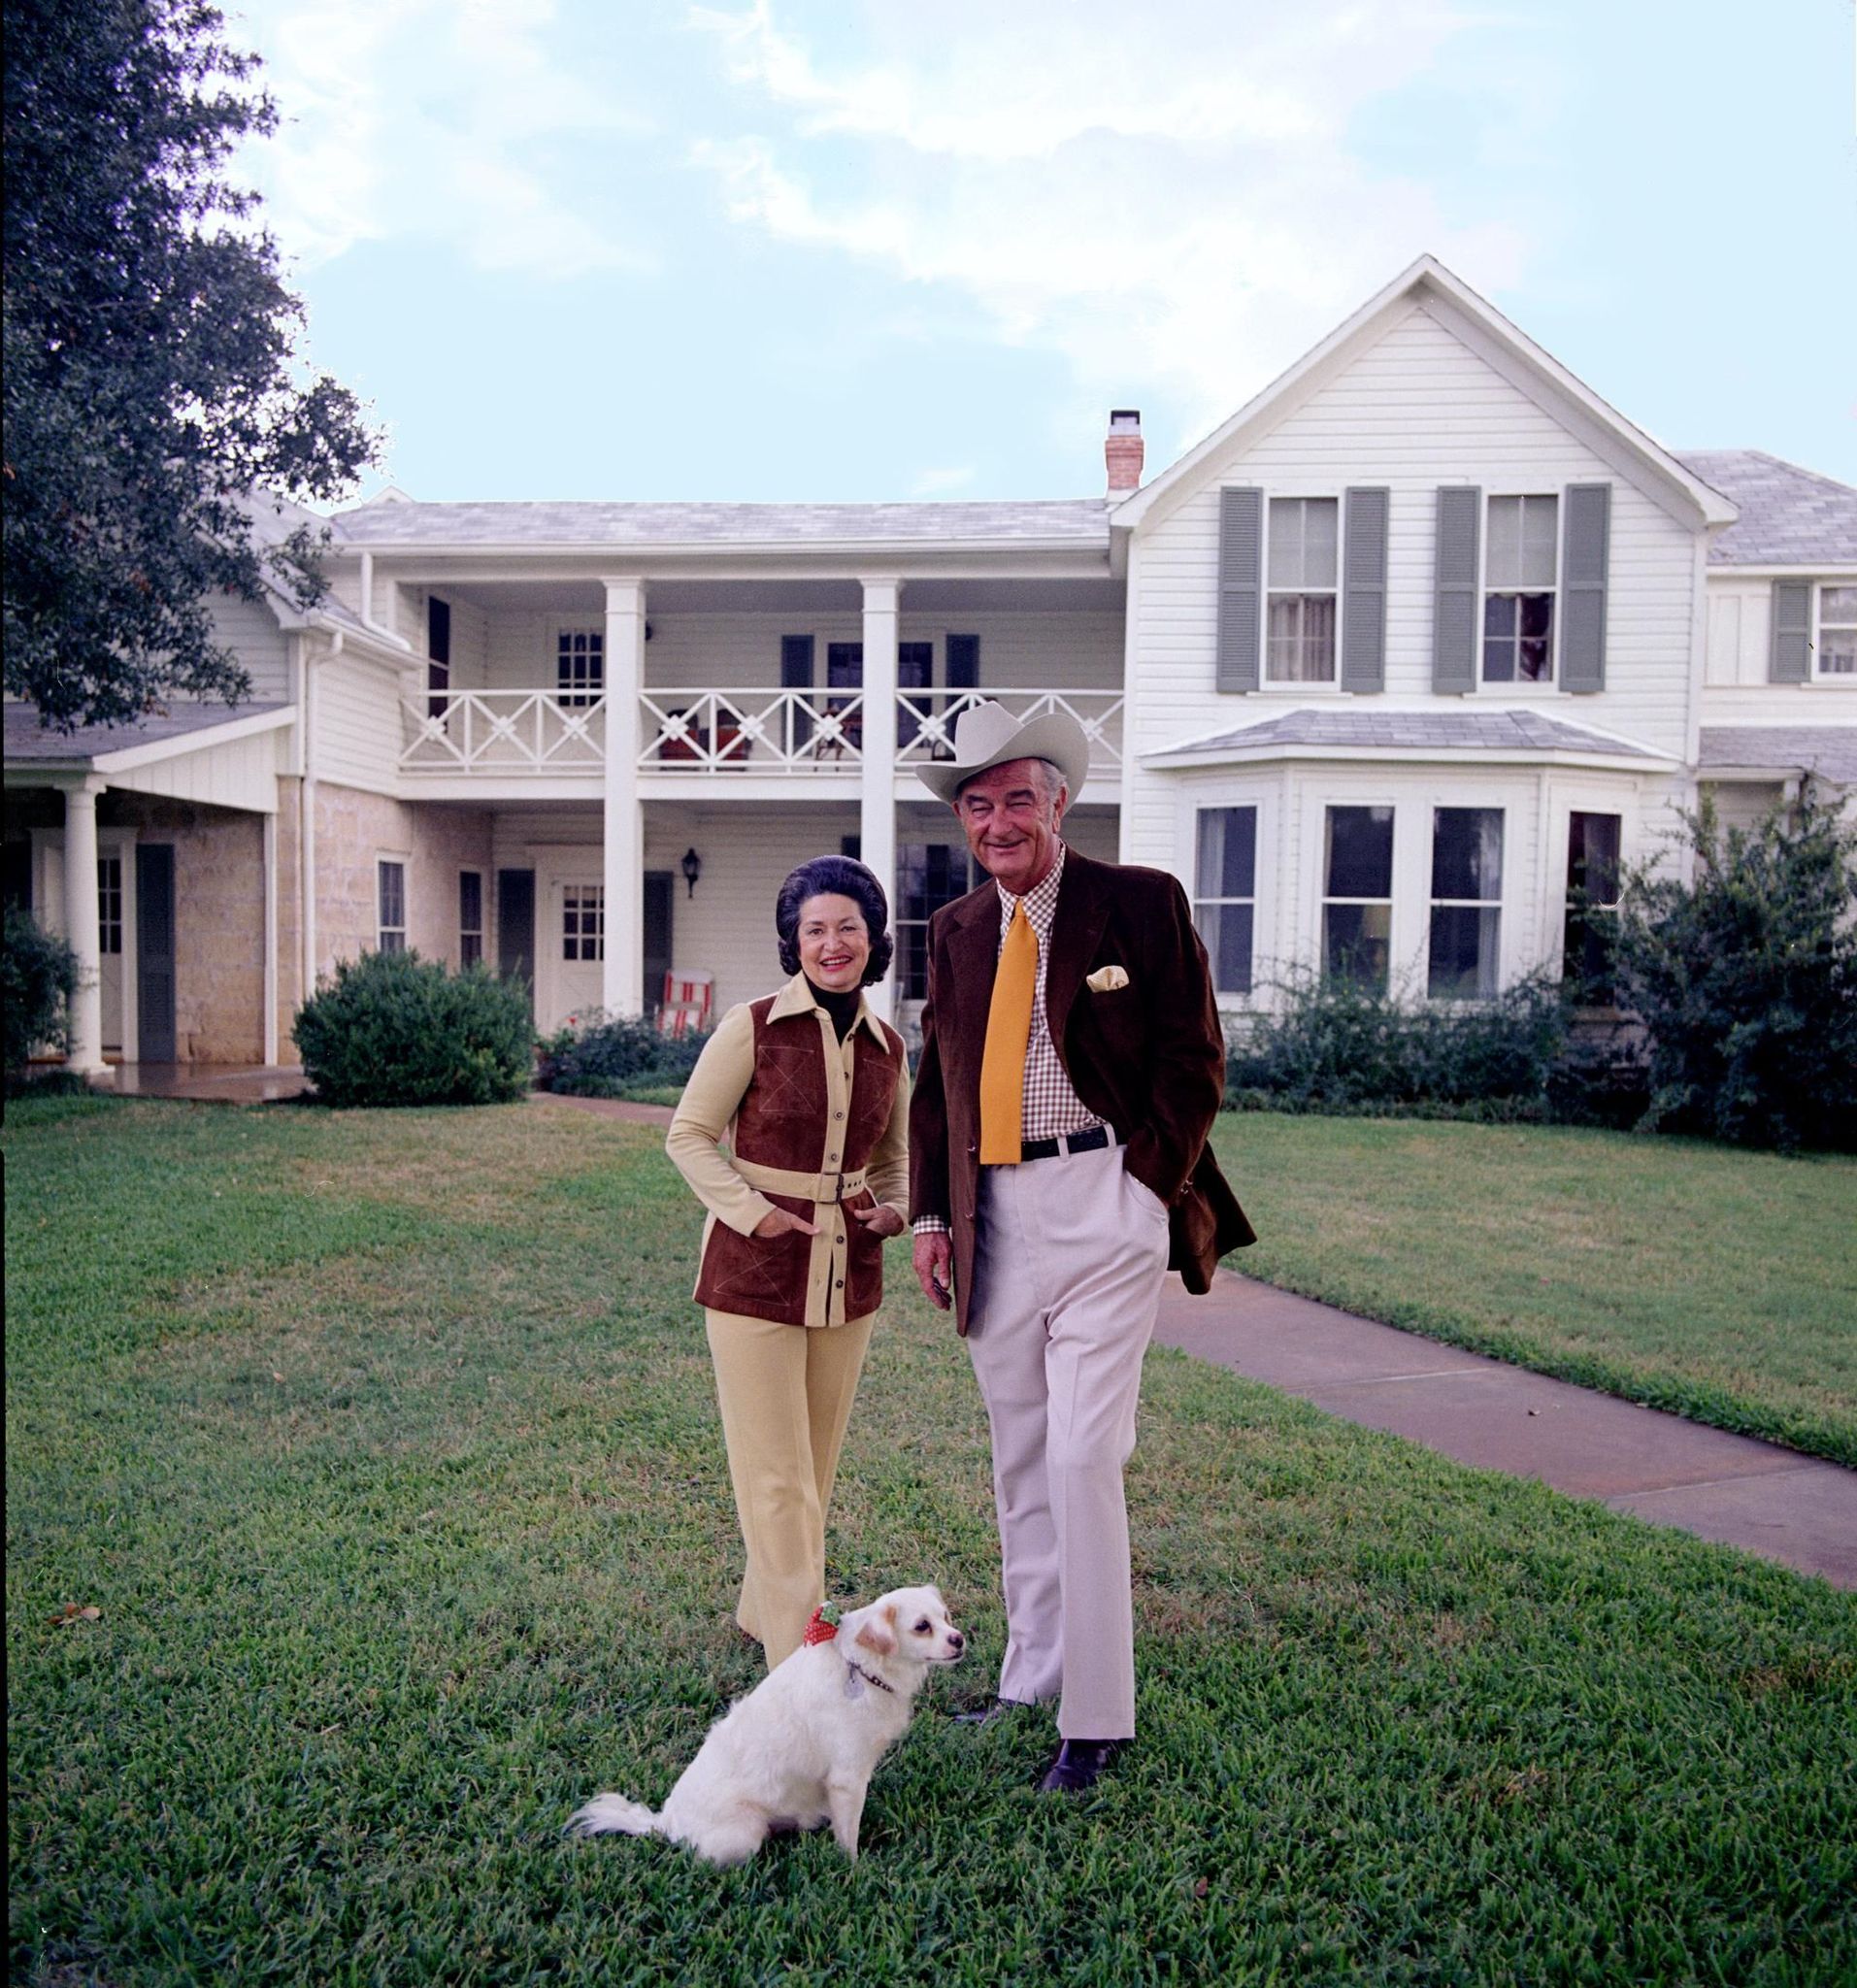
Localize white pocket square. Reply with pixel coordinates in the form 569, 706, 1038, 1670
1086, 965, 1131, 992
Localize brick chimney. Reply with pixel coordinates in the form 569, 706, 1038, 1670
1106, 409, 1144, 494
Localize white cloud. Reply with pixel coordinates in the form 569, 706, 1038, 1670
688, 0, 1540, 451
232, 0, 649, 276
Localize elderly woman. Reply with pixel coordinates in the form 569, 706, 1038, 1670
666, 854, 911, 1669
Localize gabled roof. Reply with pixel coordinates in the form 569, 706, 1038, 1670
330, 496, 1112, 552
1144, 707, 1669, 768
1674, 453, 1857, 568
1699, 726, 1857, 783
1113, 255, 1738, 536
3, 700, 292, 774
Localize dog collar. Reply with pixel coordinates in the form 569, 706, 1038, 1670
846, 1658, 897, 1696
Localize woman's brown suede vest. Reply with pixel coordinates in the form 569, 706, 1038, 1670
694, 995, 904, 1327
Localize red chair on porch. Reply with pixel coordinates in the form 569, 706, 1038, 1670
659, 970, 714, 1039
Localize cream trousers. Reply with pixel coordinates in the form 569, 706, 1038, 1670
705, 1307, 876, 1669
966, 1138, 1170, 1740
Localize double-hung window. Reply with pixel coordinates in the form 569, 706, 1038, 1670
1194, 807, 1257, 995
557, 629, 604, 708
1483, 495, 1558, 683
1818, 586, 1857, 677
378, 860, 408, 953
97, 854, 123, 955
1267, 497, 1338, 683
459, 870, 484, 969
562, 885, 604, 962
1428, 809, 1503, 1000
1322, 806, 1394, 992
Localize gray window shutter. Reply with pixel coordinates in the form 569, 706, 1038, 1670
1770, 580, 1812, 683
1216, 486, 1263, 692
1341, 487, 1389, 693
1560, 482, 1610, 694
1433, 486, 1480, 693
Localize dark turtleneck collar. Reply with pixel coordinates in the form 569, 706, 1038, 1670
806, 977, 862, 1042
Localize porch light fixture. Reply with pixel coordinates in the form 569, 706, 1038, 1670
680, 847, 702, 898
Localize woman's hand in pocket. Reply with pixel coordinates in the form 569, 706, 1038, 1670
753, 1207, 818, 1240
850, 1201, 907, 1240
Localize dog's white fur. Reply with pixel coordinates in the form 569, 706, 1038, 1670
568, 1584, 963, 1866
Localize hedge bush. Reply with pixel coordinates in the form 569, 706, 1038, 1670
293, 949, 533, 1108
1225, 969, 1570, 1119
536, 1010, 713, 1099
1605, 782, 1857, 1151
3, 907, 79, 1084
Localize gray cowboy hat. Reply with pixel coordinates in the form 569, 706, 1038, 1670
913, 700, 1089, 805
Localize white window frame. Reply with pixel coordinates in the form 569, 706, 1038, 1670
1426, 807, 1505, 1003
1814, 582, 1857, 679
1265, 494, 1341, 686
377, 856, 408, 954
552, 623, 605, 708
458, 868, 485, 970
1319, 802, 1397, 994
1192, 805, 1259, 997
1481, 492, 1562, 689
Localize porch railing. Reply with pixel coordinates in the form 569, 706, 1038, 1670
637, 688, 865, 773
400, 690, 607, 772
896, 688, 1125, 776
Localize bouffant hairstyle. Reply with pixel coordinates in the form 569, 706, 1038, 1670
775, 854, 894, 987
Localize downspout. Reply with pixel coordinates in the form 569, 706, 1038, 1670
300, 631, 339, 1009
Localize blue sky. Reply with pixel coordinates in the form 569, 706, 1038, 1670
233, 0, 1857, 505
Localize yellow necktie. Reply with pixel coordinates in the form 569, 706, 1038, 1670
978, 901, 1038, 1164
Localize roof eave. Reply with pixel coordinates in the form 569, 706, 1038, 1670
1141, 741, 1678, 774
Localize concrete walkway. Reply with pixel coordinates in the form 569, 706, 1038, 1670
104, 1061, 312, 1103
1154, 1274, 1856, 1589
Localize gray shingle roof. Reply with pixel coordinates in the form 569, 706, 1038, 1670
1698, 726, 1857, 783
1154, 708, 1661, 760
1675, 451, 1857, 567
4, 701, 287, 763
329, 496, 1112, 548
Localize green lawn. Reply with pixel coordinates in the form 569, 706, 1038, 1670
1213, 1114, 1857, 1466
7, 1095, 1854, 1987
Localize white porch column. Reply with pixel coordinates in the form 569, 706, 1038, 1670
61, 777, 108, 1076
859, 577, 900, 1022
602, 578, 647, 1016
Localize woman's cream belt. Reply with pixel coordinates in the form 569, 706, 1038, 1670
732, 1156, 872, 1203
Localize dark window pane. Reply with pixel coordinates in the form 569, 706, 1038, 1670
1196, 902, 1254, 994
1518, 638, 1551, 681
1567, 812, 1621, 901
379, 863, 405, 932
1431, 808, 1503, 901
1428, 906, 1500, 1000
1196, 808, 1255, 900
459, 871, 482, 931
460, 933, 482, 968
1484, 594, 1516, 638
1323, 903, 1389, 991
1520, 593, 1553, 638
1325, 806, 1393, 899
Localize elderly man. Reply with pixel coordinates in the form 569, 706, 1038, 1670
910, 702, 1252, 1793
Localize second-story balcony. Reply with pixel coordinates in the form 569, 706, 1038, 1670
399, 686, 1125, 783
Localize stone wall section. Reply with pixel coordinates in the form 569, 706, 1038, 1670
312, 782, 494, 983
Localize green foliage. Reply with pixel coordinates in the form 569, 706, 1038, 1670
538, 1009, 713, 1098
2, 0, 377, 731
292, 949, 533, 1108
1605, 783, 1857, 1150
2, 903, 78, 1079
1226, 969, 1569, 1119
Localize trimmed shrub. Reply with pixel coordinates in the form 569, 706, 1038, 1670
3, 907, 79, 1084
1605, 782, 1857, 1150
537, 1010, 713, 1099
1225, 969, 1569, 1119
293, 949, 533, 1108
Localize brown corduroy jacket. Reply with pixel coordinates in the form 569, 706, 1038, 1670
909, 847, 1254, 1337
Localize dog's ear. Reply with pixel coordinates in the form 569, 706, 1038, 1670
854, 1605, 898, 1659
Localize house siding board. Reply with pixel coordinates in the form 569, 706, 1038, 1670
207, 591, 290, 701
315, 650, 408, 791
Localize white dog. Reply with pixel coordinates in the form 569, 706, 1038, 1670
568, 1585, 964, 1866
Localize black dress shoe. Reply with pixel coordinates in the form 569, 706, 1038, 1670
1037, 1740, 1125, 1793
950, 1696, 1032, 1727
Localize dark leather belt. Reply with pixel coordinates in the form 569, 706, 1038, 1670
1019, 1125, 1121, 1163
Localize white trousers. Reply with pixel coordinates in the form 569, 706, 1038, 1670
966, 1139, 1170, 1740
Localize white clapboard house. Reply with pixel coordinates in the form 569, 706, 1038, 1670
6, 256, 1854, 1074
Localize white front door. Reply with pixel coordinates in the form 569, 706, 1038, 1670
548, 878, 605, 1030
